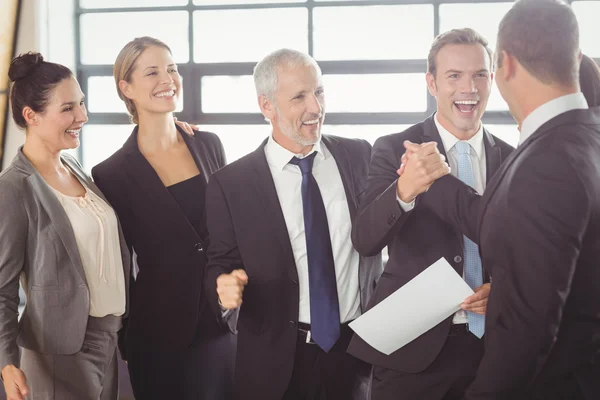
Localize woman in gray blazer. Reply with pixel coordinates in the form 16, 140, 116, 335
0, 53, 130, 400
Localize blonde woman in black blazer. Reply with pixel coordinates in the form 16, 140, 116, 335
0, 54, 130, 400
92, 37, 235, 400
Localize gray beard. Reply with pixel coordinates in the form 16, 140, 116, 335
278, 121, 321, 147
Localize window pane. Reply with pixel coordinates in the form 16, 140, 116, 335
195, 0, 303, 4
80, 0, 186, 8
88, 76, 183, 113
439, 3, 513, 51
323, 125, 411, 144
193, 9, 308, 63
573, 1, 600, 58
194, 124, 411, 162
487, 79, 508, 111
325, 74, 427, 113
201, 76, 256, 113
80, 11, 189, 65
313, 5, 433, 60
88, 77, 126, 113
195, 125, 270, 162
484, 124, 519, 148
82, 125, 134, 172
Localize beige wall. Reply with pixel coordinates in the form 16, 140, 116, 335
2, 0, 75, 170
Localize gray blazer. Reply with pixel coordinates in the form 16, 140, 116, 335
0, 149, 131, 370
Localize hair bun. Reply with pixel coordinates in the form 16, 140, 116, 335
8, 52, 45, 82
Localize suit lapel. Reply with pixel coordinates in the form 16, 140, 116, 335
421, 115, 449, 160
321, 135, 358, 218
62, 156, 108, 203
15, 153, 88, 285
483, 128, 502, 179
179, 125, 215, 186
122, 127, 201, 242
249, 140, 298, 280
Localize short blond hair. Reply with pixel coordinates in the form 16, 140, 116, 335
114, 37, 171, 124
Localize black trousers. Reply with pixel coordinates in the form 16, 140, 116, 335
282, 323, 370, 400
127, 321, 236, 400
372, 326, 484, 400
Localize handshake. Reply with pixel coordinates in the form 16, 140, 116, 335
396, 141, 451, 203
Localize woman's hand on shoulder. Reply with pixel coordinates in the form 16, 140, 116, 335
174, 117, 199, 137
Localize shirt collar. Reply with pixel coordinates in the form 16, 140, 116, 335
265, 134, 326, 171
519, 92, 589, 146
434, 113, 485, 159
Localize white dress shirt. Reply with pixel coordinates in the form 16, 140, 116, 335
264, 135, 361, 324
52, 184, 126, 318
434, 115, 486, 324
519, 92, 589, 145
399, 114, 487, 324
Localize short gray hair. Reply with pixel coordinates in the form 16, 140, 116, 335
253, 49, 321, 100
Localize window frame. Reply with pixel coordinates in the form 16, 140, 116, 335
74, 0, 596, 165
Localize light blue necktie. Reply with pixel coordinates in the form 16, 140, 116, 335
454, 141, 485, 338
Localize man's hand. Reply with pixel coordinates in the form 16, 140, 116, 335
2, 365, 29, 400
173, 117, 199, 136
396, 141, 450, 202
461, 283, 491, 315
217, 269, 248, 310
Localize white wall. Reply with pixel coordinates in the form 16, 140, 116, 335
2, 0, 75, 170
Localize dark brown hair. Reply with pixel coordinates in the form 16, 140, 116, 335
580, 55, 600, 107
496, 0, 579, 86
8, 52, 73, 128
427, 28, 493, 77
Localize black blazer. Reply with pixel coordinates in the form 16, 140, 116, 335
91, 126, 227, 354
347, 115, 514, 373
204, 135, 383, 400
420, 108, 600, 399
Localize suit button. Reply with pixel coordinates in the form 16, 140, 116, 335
387, 214, 397, 225
292, 279, 298, 285
195, 243, 204, 252
454, 255, 462, 263
289, 321, 296, 328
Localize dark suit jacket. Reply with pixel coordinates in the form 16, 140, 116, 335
420, 108, 600, 399
347, 115, 513, 373
204, 134, 383, 400
0, 151, 130, 369
91, 126, 227, 354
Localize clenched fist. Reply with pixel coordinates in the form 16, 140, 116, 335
217, 269, 248, 310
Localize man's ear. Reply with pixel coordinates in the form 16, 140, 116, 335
426, 72, 437, 98
258, 94, 276, 122
500, 50, 516, 81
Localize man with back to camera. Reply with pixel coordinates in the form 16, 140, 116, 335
399, 1, 600, 398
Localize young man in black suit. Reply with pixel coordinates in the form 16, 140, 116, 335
204, 48, 382, 400
400, 1, 600, 398
346, 28, 514, 400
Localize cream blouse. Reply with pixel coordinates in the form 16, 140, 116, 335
52, 184, 126, 317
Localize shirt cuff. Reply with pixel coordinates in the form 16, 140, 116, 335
218, 297, 232, 318
396, 194, 415, 212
